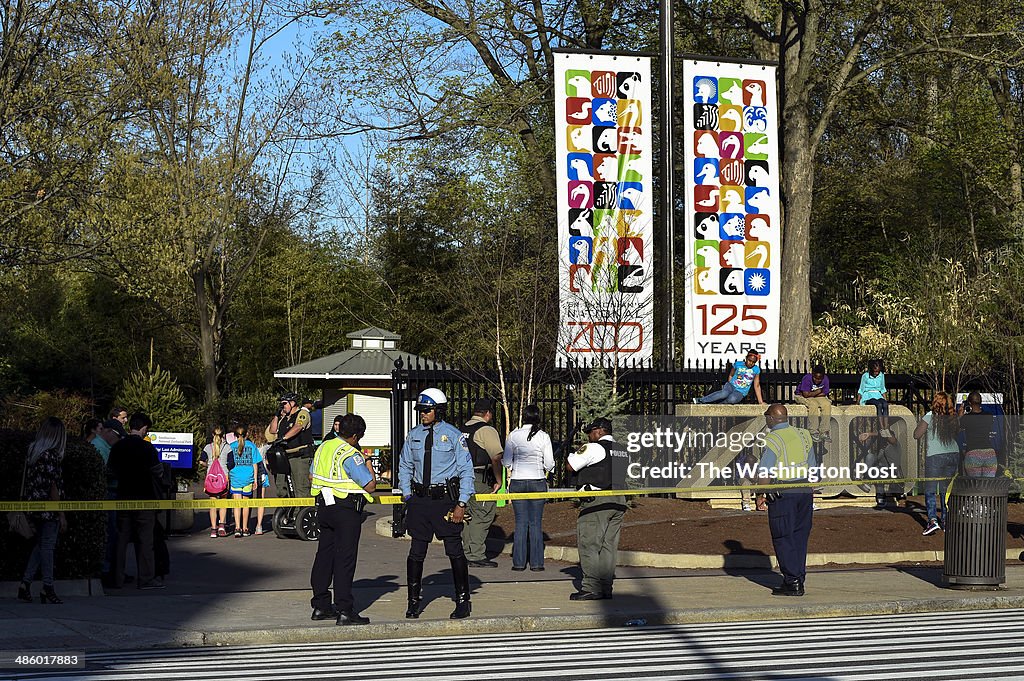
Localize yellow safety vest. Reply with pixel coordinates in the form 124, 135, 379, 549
310, 438, 372, 500
764, 426, 814, 481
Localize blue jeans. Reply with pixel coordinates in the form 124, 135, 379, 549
509, 479, 547, 568
23, 519, 59, 586
699, 382, 745, 404
864, 398, 889, 417
924, 452, 959, 522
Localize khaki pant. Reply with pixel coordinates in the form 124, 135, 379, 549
276, 457, 312, 499
576, 496, 626, 596
464, 473, 495, 561
794, 395, 832, 435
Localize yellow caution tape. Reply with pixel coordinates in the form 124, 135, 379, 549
0, 476, 971, 512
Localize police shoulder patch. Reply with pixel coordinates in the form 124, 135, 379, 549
459, 433, 469, 448
352, 454, 365, 466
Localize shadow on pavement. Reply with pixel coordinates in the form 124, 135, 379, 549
895, 565, 945, 587
721, 539, 777, 590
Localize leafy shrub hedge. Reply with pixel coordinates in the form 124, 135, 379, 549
1, 430, 106, 580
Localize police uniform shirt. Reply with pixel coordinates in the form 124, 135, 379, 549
398, 422, 475, 503
567, 436, 614, 490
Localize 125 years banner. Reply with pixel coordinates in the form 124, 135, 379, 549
554, 52, 653, 368
682, 59, 780, 364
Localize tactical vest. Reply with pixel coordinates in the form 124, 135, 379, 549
576, 439, 626, 490
279, 410, 314, 457
461, 421, 492, 468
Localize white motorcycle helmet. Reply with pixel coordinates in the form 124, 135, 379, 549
415, 387, 448, 419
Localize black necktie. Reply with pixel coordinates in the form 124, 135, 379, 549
423, 426, 433, 486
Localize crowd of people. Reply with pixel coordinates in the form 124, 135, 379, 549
11, 367, 1005, 616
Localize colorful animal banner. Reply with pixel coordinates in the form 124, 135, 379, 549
554, 52, 653, 368
682, 60, 781, 365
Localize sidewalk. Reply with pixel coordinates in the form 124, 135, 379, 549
3, 509, 1024, 652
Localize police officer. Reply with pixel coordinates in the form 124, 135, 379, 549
566, 417, 628, 601
399, 388, 475, 619
267, 393, 315, 499
462, 397, 504, 567
309, 414, 376, 625
755, 403, 815, 596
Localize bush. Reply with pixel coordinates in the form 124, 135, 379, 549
118, 362, 202, 439
200, 391, 279, 435
1, 430, 107, 580
0, 390, 94, 432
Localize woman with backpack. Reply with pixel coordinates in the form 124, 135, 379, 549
200, 425, 232, 537
228, 424, 263, 537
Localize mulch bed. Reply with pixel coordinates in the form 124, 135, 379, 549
489, 497, 1024, 556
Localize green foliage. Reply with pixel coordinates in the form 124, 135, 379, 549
200, 392, 280, 437
572, 369, 626, 443
118, 362, 201, 439
0, 391, 94, 433
0, 432, 106, 580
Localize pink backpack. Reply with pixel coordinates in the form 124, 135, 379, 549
204, 457, 228, 495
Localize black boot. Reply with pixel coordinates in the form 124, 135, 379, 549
406, 558, 424, 619
17, 582, 31, 603
40, 586, 62, 604
449, 555, 471, 619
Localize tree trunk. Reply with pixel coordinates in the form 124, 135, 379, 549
193, 269, 221, 403
778, 121, 814, 362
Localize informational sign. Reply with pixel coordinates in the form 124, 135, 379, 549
682, 59, 781, 364
149, 431, 194, 469
554, 51, 654, 368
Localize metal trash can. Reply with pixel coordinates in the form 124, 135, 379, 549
943, 476, 1010, 588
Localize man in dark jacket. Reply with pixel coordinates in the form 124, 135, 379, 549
108, 412, 165, 589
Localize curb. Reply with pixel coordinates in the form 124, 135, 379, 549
372, 517, 1024, 569
200, 593, 1024, 647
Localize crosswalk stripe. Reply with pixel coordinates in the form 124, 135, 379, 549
11, 609, 1024, 681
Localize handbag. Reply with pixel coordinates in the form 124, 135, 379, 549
7, 461, 35, 539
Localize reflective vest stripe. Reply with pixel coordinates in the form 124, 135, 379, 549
311, 440, 370, 499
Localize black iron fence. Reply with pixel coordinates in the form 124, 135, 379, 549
389, 357, 937, 477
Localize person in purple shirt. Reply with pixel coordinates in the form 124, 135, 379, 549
795, 365, 832, 442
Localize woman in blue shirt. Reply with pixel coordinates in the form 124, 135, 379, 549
858, 359, 889, 431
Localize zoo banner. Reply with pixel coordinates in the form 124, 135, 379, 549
554, 51, 653, 368
682, 59, 781, 365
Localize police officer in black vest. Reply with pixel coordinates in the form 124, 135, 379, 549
566, 417, 628, 600
267, 393, 315, 499
399, 389, 475, 619
461, 397, 504, 567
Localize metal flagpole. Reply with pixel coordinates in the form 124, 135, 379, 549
659, 0, 676, 365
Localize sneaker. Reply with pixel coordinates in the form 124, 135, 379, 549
923, 519, 941, 536
741, 502, 752, 512
811, 431, 822, 443
822, 433, 832, 443
138, 580, 166, 590
234, 530, 243, 538
255, 527, 264, 536
210, 530, 218, 538
242, 531, 252, 537
217, 525, 227, 537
